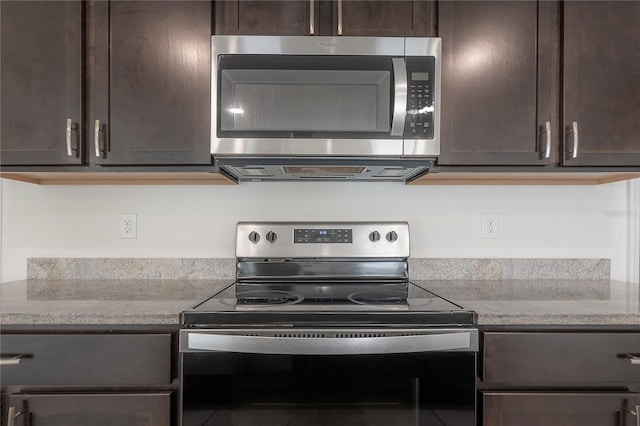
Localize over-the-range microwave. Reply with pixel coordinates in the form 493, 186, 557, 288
211, 36, 441, 182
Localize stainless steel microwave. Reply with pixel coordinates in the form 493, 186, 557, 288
211, 36, 441, 182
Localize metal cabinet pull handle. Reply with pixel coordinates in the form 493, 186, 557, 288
94, 119, 102, 158
0, 356, 22, 366
337, 0, 343, 35
626, 354, 640, 365
542, 121, 551, 159
66, 118, 74, 156
7, 407, 23, 426
66, 118, 79, 157
623, 406, 640, 426
567, 121, 579, 159
309, 0, 315, 35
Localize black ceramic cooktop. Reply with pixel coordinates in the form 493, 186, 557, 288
181, 281, 476, 328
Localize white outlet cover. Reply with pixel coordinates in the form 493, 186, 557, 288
481, 213, 499, 239
119, 213, 137, 239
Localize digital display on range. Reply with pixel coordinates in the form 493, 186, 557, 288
294, 229, 352, 243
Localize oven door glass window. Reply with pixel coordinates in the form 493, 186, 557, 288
182, 352, 476, 426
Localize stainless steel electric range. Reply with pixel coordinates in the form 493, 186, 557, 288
180, 222, 478, 426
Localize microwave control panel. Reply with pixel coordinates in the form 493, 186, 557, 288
404, 57, 436, 139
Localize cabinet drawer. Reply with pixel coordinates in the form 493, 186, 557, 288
483, 392, 640, 426
0, 334, 171, 386
7, 393, 170, 426
483, 332, 640, 384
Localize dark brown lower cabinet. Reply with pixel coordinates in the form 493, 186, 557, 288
6, 393, 170, 426
0, 334, 171, 386
483, 392, 640, 426
483, 332, 640, 384
481, 331, 640, 426
0, 332, 174, 426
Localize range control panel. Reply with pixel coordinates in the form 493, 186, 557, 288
404, 56, 436, 139
294, 228, 353, 244
237, 222, 410, 258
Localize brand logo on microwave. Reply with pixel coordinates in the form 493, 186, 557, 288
318, 41, 339, 49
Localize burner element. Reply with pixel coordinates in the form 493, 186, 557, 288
348, 290, 409, 306
221, 290, 304, 308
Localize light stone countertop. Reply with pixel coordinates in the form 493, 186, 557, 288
0, 279, 232, 325
1, 279, 639, 326
414, 279, 640, 326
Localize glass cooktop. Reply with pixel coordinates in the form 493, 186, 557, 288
181, 281, 476, 328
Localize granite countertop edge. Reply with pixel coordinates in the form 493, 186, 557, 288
0, 313, 182, 326
1, 279, 639, 327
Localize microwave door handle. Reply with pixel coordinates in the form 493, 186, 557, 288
309, 0, 315, 35
391, 58, 407, 137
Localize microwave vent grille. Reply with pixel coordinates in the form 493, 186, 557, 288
282, 166, 367, 176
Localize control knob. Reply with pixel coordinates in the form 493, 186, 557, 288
369, 231, 381, 242
386, 231, 398, 242
248, 231, 260, 244
266, 231, 278, 243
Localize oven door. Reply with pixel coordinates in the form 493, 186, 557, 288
180, 328, 478, 426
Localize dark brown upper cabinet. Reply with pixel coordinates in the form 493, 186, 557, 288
215, 1, 434, 37
437, 1, 557, 166
0, 1, 83, 166
562, 1, 640, 167
331, 1, 432, 36
215, 1, 320, 35
91, 1, 211, 165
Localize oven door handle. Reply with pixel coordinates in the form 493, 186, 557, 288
181, 330, 477, 355
390, 58, 408, 137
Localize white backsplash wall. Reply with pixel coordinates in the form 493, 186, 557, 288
0, 178, 631, 282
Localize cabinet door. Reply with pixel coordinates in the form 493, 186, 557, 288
562, 1, 640, 166
438, 1, 555, 166
0, 334, 171, 386
483, 332, 640, 385
215, 1, 319, 35
483, 392, 640, 426
6, 393, 170, 426
0, 1, 83, 166
332, 1, 433, 36
92, 1, 211, 165
215, 1, 432, 37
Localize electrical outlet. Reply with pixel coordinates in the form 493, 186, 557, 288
482, 213, 499, 239
119, 213, 137, 239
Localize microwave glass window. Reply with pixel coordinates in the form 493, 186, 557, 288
220, 70, 391, 132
